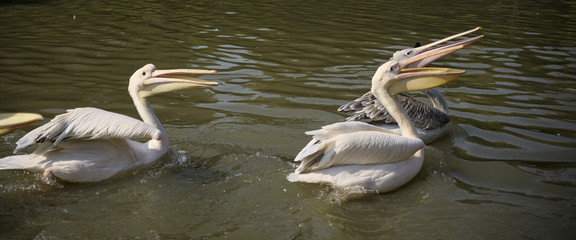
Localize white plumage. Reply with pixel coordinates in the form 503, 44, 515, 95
288, 46, 466, 193
15, 107, 160, 154
0, 64, 217, 182
288, 152, 424, 192
294, 122, 424, 173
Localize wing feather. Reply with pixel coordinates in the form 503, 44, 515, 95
294, 122, 424, 173
295, 121, 398, 162
338, 91, 449, 129
14, 107, 160, 154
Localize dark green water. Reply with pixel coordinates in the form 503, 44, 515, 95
1, 0, 575, 239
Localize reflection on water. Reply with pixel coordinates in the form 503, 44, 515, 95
1, 0, 575, 239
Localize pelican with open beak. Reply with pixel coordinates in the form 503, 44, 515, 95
338, 27, 483, 143
289, 45, 466, 193
0, 64, 218, 182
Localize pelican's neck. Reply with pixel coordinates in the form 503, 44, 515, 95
133, 96, 163, 130
128, 91, 170, 165
423, 88, 449, 114
129, 91, 168, 142
373, 87, 419, 139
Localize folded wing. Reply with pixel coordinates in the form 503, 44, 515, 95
294, 122, 424, 173
14, 107, 160, 154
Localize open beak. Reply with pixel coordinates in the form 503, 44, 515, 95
408, 27, 483, 68
399, 44, 465, 70
388, 67, 465, 95
0, 113, 43, 136
388, 44, 468, 95
140, 68, 218, 97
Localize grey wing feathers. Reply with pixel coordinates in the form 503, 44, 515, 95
14, 107, 160, 153
338, 91, 396, 123
337, 91, 373, 114
401, 95, 450, 129
338, 92, 449, 130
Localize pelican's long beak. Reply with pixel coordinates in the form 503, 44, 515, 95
140, 68, 218, 98
408, 27, 483, 68
0, 113, 43, 136
389, 44, 467, 95
399, 44, 465, 70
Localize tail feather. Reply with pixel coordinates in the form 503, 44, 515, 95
294, 138, 323, 161
0, 155, 39, 170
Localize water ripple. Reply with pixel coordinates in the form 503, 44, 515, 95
1, 0, 576, 239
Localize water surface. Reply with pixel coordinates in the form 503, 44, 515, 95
1, 0, 575, 239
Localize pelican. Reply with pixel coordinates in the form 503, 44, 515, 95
0, 64, 218, 182
338, 27, 483, 143
288, 45, 466, 192
0, 113, 43, 136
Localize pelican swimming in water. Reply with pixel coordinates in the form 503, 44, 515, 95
338, 27, 483, 143
288, 45, 466, 192
0, 64, 218, 182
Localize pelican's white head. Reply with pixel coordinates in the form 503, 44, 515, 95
128, 63, 218, 99
371, 60, 402, 92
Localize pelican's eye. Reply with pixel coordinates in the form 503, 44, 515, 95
142, 71, 146, 76
405, 50, 413, 56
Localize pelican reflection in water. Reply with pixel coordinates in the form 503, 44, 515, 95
288, 44, 467, 193
339, 27, 483, 143
0, 64, 218, 182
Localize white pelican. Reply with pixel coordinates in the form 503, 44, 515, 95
288, 45, 466, 193
0, 64, 218, 182
338, 27, 483, 143
0, 113, 43, 136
